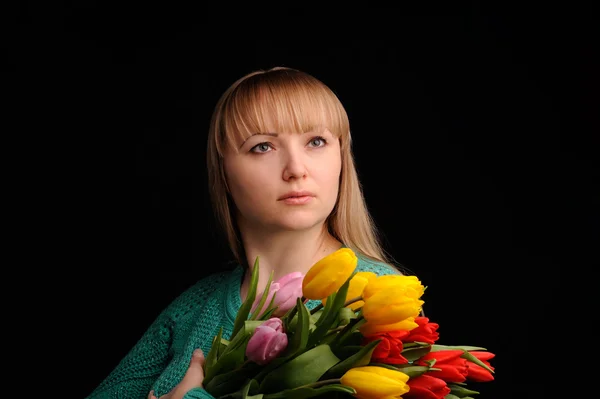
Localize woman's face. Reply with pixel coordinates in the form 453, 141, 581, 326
223, 128, 341, 233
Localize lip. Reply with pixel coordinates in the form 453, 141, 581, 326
278, 190, 315, 200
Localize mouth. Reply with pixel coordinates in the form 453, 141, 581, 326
278, 191, 315, 200
278, 191, 315, 204
279, 195, 314, 205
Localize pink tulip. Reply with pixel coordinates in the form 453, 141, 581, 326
246, 318, 288, 365
252, 272, 304, 317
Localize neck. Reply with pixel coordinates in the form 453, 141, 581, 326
237, 223, 342, 302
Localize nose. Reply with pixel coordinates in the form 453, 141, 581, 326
282, 150, 307, 181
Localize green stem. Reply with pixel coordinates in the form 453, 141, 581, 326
309, 295, 363, 315
343, 296, 363, 308
309, 302, 323, 315
324, 325, 347, 338
282, 302, 299, 330
303, 378, 341, 389
330, 315, 366, 349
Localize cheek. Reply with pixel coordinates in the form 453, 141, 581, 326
225, 159, 274, 203
319, 158, 342, 200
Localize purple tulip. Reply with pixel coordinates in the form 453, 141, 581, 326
246, 318, 288, 365
252, 272, 304, 317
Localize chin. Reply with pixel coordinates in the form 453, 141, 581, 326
273, 214, 327, 231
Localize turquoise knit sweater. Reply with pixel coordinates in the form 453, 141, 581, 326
86, 256, 400, 399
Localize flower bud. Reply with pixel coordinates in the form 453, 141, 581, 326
245, 318, 288, 365
252, 272, 304, 317
302, 248, 357, 300
340, 366, 410, 399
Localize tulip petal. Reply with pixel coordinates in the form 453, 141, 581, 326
302, 248, 358, 299
360, 317, 419, 336
341, 367, 410, 398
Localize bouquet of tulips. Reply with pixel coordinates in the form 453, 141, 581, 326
202, 248, 495, 399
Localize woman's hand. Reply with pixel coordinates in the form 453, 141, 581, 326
148, 349, 205, 399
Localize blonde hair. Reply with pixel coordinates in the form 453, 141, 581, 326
206, 67, 397, 269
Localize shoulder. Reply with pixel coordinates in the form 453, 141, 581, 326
355, 254, 403, 276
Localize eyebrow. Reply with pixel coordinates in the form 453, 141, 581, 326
239, 132, 279, 149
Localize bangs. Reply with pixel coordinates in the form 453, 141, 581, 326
217, 70, 350, 153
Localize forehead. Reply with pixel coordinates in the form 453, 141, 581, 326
223, 86, 344, 150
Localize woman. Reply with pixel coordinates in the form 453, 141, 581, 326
87, 66, 407, 399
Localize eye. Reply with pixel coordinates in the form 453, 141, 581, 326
308, 136, 327, 148
250, 142, 273, 153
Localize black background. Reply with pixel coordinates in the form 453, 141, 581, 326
10, 3, 598, 399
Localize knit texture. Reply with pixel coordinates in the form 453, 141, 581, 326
86, 256, 401, 399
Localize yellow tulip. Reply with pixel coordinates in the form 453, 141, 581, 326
341, 366, 410, 399
302, 248, 358, 300
362, 287, 424, 325
362, 275, 425, 301
359, 317, 419, 337
321, 271, 376, 310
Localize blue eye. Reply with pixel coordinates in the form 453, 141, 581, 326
250, 143, 273, 153
309, 136, 327, 148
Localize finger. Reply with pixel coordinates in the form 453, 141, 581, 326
179, 349, 205, 390
147, 390, 157, 399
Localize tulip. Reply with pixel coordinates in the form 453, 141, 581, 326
360, 317, 419, 336
340, 366, 410, 399
252, 272, 304, 317
361, 329, 410, 365
302, 248, 357, 300
362, 275, 425, 301
362, 287, 424, 325
403, 317, 440, 344
403, 374, 450, 399
321, 271, 376, 310
245, 318, 288, 365
466, 351, 495, 382
415, 350, 468, 383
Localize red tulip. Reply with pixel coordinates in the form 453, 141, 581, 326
404, 374, 451, 399
416, 350, 468, 383
403, 317, 440, 344
362, 330, 410, 365
466, 351, 495, 382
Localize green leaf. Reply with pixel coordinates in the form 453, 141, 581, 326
401, 344, 432, 362
204, 368, 254, 397
314, 292, 335, 328
402, 341, 431, 349
217, 379, 263, 399
252, 357, 292, 384
258, 344, 341, 394
204, 326, 254, 385
232, 256, 260, 338
336, 307, 356, 327
307, 278, 352, 347
259, 290, 280, 321
286, 297, 310, 356
203, 327, 223, 378
310, 308, 324, 325
251, 270, 275, 320
222, 320, 261, 358
334, 345, 363, 360
262, 384, 356, 399
460, 351, 494, 374
330, 317, 366, 351
431, 344, 487, 352
448, 383, 480, 397
390, 365, 433, 378
258, 306, 278, 321
444, 395, 461, 399
205, 341, 250, 386
322, 339, 381, 379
